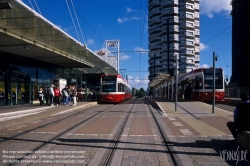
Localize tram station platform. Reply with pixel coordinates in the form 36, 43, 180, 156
0, 101, 97, 127
148, 98, 250, 165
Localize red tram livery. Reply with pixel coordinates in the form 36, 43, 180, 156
178, 68, 225, 102
99, 74, 132, 103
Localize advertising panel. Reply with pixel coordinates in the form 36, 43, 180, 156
18, 75, 26, 104
59, 78, 67, 91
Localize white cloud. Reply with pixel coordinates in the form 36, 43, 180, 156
126, 7, 137, 13
126, 7, 132, 13
87, 39, 94, 45
200, 0, 232, 18
118, 17, 129, 23
127, 75, 149, 90
200, 64, 210, 68
131, 16, 140, 20
117, 16, 140, 23
134, 47, 148, 54
56, 25, 74, 32
200, 43, 209, 51
120, 55, 130, 60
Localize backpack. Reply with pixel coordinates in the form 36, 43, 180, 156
62, 89, 68, 97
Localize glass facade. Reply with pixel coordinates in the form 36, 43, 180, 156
0, 51, 101, 106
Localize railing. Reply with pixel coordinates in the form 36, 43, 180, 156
225, 87, 250, 100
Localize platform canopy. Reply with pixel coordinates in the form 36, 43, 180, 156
0, 0, 117, 74
149, 73, 173, 87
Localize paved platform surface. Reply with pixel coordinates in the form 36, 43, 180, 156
0, 101, 97, 125
150, 98, 250, 166
1, 99, 250, 165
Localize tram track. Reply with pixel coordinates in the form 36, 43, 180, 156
101, 98, 177, 166
100, 98, 139, 166
145, 98, 179, 166
1, 104, 116, 166
2, 98, 177, 165
3, 98, 139, 166
0, 104, 105, 144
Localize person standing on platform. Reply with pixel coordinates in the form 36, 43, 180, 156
54, 85, 60, 106
44, 87, 50, 105
62, 85, 69, 106
49, 84, 55, 106
72, 85, 77, 106
38, 87, 44, 106
227, 93, 250, 139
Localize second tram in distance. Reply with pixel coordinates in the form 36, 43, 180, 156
99, 74, 132, 103
178, 68, 225, 101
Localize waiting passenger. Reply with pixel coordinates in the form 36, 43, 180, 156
49, 84, 55, 106
38, 87, 44, 106
227, 93, 250, 139
54, 86, 61, 106
62, 85, 69, 106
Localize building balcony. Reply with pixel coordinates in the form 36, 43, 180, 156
180, 49, 195, 56
194, 55, 200, 62
148, 16, 161, 26
161, 25, 179, 34
149, 44, 161, 50
194, 4, 199, 10
161, 16, 179, 24
179, 31, 195, 39
161, 34, 179, 42
161, 0, 179, 7
179, 2, 195, 11
161, 7, 179, 16
179, 22, 195, 29
149, 7, 161, 18
179, 12, 195, 21
149, 25, 161, 33
180, 58, 195, 64
149, 0, 160, 10
149, 34, 161, 42
180, 40, 194, 47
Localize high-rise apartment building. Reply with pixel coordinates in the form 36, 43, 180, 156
148, 0, 200, 82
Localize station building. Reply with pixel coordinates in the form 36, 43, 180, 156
0, 1, 117, 106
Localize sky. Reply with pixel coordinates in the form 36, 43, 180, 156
20, 0, 232, 90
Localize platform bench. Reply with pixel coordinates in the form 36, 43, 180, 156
237, 131, 250, 150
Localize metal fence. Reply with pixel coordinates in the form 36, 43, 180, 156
225, 87, 250, 100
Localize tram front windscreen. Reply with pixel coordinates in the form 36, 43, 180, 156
203, 69, 223, 89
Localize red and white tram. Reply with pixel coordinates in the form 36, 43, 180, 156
178, 68, 225, 102
99, 74, 132, 103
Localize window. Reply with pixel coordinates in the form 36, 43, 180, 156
186, 13, 193, 17
203, 69, 223, 89
118, 83, 125, 92
187, 40, 193, 44
187, 22, 193, 26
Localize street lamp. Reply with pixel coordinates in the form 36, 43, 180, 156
167, 18, 171, 74
174, 55, 178, 111
212, 52, 218, 113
